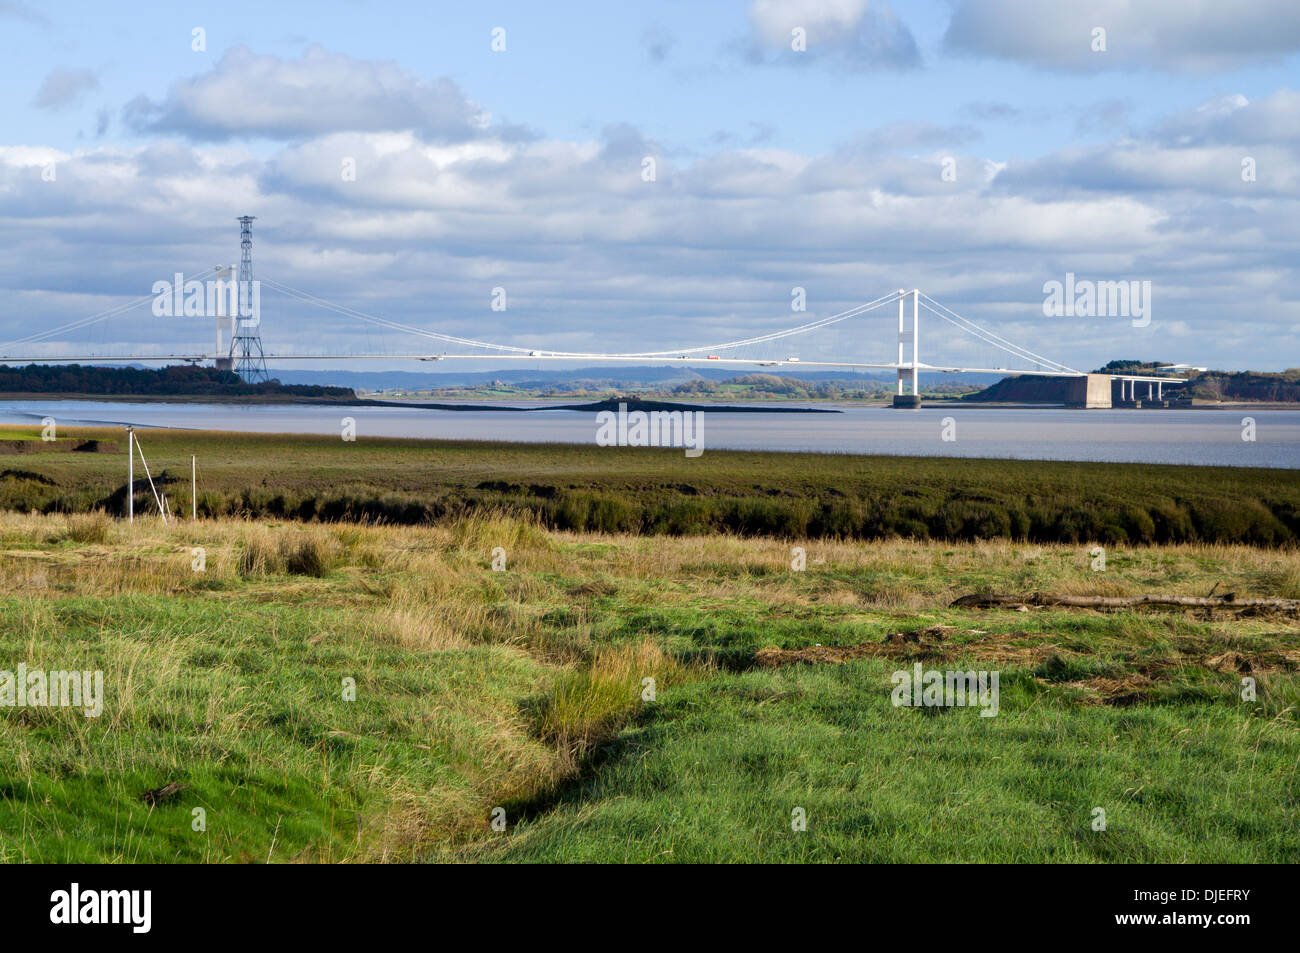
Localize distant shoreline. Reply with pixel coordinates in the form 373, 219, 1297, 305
1, 393, 1296, 411
365, 397, 840, 414
0, 392, 356, 404
0, 393, 839, 413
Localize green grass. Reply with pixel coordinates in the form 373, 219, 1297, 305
0, 593, 556, 862
1, 512, 1297, 862
481, 661, 1299, 863
2, 425, 1298, 545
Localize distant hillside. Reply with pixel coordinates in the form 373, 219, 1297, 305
263, 366, 1006, 391
0, 363, 354, 399
965, 366, 1300, 404
963, 376, 1072, 403
1184, 369, 1300, 402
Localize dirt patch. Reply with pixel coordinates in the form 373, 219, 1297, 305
140, 782, 185, 806
882, 623, 955, 645
753, 643, 884, 666
751, 624, 1083, 669
1206, 651, 1254, 674
753, 624, 958, 667
970, 635, 1077, 666
1235, 605, 1300, 620
567, 579, 618, 598
1062, 674, 1156, 706
1052, 644, 1300, 705
748, 624, 1300, 713
1205, 648, 1300, 675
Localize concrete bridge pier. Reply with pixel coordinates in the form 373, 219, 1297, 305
1109, 376, 1171, 408
1066, 374, 1112, 408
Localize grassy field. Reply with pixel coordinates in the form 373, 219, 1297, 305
1, 508, 1296, 862
2, 425, 1298, 545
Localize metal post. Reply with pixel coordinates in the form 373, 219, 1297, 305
127, 428, 134, 523
192, 454, 197, 520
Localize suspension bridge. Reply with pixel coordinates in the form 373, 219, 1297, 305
0, 218, 1187, 408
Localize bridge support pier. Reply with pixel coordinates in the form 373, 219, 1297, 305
1066, 374, 1112, 408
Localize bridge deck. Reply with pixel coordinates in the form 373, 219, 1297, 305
0, 353, 1187, 382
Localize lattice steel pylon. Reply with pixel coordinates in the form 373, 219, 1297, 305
229, 215, 269, 383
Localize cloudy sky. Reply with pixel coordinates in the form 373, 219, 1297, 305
2, 0, 1298, 372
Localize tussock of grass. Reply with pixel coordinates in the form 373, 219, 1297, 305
533, 640, 696, 768
56, 510, 112, 545
367, 606, 470, 652
237, 524, 340, 577
449, 508, 552, 558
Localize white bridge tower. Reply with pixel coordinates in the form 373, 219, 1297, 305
893, 289, 921, 408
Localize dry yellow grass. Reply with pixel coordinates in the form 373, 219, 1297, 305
4, 511, 1298, 613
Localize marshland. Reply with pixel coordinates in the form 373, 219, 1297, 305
1, 424, 1297, 862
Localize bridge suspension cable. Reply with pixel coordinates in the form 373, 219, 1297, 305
262, 278, 537, 354
0, 267, 217, 353
2, 270, 1091, 379
262, 278, 905, 359
918, 292, 1080, 375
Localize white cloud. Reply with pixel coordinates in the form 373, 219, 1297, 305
1156, 89, 1300, 145
750, 0, 872, 46
944, 0, 1300, 72
123, 45, 522, 143
33, 68, 98, 110
744, 0, 920, 69
4, 82, 1300, 370
0, 1, 47, 26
